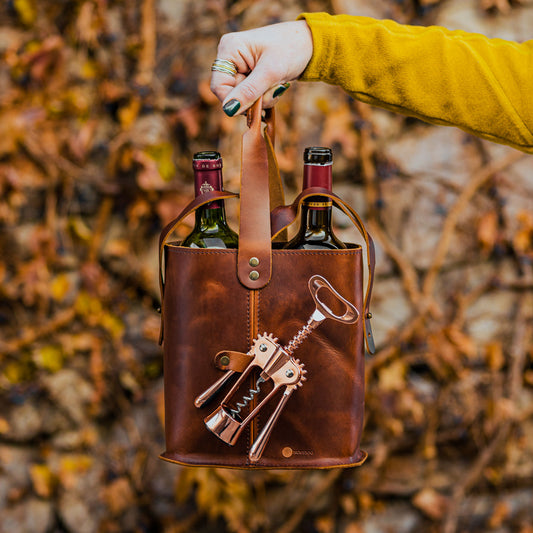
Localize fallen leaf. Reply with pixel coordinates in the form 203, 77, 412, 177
58, 454, 93, 490
378, 360, 406, 391
101, 477, 136, 515
477, 210, 499, 254
412, 488, 449, 520
29, 463, 56, 498
34, 345, 64, 372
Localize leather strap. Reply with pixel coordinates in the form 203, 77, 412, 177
271, 187, 376, 354
237, 98, 272, 289
264, 109, 288, 243
158, 102, 376, 353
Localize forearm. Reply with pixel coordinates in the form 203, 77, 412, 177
298, 12, 533, 153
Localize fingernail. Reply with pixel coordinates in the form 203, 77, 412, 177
223, 99, 240, 117
273, 83, 290, 98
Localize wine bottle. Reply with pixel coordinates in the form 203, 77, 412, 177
285, 147, 346, 250
181, 151, 238, 249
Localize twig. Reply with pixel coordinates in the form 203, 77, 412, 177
136, 0, 156, 87
366, 312, 425, 375
442, 289, 531, 533
88, 196, 114, 263
0, 307, 76, 356
422, 150, 525, 300
355, 101, 379, 219
276, 469, 342, 533
368, 220, 422, 307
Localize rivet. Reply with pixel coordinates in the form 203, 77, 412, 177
249, 257, 260, 267
259, 344, 268, 352
249, 270, 259, 281
366, 312, 372, 319
220, 355, 230, 366
285, 369, 294, 378
282, 446, 293, 458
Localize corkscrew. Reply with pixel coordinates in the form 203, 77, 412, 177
195, 274, 360, 462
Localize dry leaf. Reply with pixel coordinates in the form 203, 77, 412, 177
58, 455, 93, 490
29, 464, 56, 498
412, 488, 449, 520
477, 210, 499, 253
378, 360, 406, 391
486, 342, 505, 371
101, 477, 136, 516
321, 101, 359, 159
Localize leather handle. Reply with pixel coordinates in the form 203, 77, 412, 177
237, 98, 273, 289
271, 188, 376, 354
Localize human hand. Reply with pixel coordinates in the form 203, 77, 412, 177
210, 20, 313, 116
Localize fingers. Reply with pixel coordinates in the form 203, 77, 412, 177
210, 21, 313, 116
262, 82, 291, 109
210, 71, 246, 106
218, 67, 285, 117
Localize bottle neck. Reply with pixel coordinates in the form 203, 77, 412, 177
303, 162, 332, 190
192, 159, 229, 224
195, 204, 228, 227
301, 204, 333, 231
302, 161, 333, 218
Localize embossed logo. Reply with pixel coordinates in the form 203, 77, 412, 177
200, 181, 214, 194
282, 447, 314, 458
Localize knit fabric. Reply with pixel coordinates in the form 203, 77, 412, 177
297, 12, 533, 154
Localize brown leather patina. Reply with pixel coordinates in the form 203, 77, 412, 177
158, 99, 375, 469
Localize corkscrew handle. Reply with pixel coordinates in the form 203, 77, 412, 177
194, 370, 236, 408
249, 387, 295, 463
308, 275, 359, 326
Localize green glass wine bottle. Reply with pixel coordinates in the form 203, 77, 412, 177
181, 151, 238, 249
285, 147, 346, 250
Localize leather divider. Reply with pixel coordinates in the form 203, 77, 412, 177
237, 98, 273, 289
271, 187, 376, 354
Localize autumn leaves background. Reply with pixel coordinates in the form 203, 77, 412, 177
0, 0, 532, 532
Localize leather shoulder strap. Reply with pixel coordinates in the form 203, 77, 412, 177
271, 187, 376, 354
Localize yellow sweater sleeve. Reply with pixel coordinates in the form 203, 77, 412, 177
297, 12, 533, 154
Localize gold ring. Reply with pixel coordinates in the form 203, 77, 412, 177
211, 58, 238, 77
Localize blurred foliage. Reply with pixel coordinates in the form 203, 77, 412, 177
0, 0, 532, 532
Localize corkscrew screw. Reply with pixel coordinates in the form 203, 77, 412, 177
195, 274, 360, 462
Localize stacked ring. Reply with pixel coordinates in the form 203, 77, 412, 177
211, 59, 238, 77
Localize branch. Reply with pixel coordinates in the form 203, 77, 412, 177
422, 150, 525, 300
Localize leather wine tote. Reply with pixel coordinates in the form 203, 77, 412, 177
158, 99, 376, 469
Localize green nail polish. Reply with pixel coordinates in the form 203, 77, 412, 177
223, 99, 240, 117
273, 83, 290, 98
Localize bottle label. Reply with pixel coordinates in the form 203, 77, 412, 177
303, 163, 332, 210
200, 182, 215, 194
303, 163, 332, 190
192, 159, 223, 171
195, 170, 223, 209
303, 200, 333, 210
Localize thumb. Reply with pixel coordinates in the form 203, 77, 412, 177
222, 68, 279, 117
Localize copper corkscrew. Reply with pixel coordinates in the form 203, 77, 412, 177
195, 274, 360, 462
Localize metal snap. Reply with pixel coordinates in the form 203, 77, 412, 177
249, 270, 259, 281
220, 355, 230, 366
249, 257, 260, 267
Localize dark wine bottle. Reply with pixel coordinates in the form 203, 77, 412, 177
285, 147, 346, 250
181, 151, 238, 249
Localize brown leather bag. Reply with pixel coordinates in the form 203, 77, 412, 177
158, 100, 376, 469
